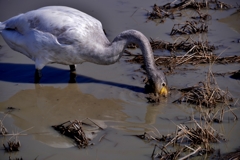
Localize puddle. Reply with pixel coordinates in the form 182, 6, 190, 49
0, 0, 240, 159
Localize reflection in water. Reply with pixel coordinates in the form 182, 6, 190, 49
0, 81, 129, 147
219, 12, 240, 33
0, 84, 128, 121
0, 75, 165, 147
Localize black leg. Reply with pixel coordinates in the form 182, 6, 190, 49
69, 65, 77, 83
69, 72, 77, 83
34, 69, 42, 83
69, 65, 76, 72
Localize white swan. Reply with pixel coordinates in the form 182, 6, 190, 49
0, 6, 167, 95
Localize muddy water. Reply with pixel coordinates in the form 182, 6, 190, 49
0, 0, 240, 159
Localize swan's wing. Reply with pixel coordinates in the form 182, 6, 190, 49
1, 6, 110, 66
2, 6, 104, 39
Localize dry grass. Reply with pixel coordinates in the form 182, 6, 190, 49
0, 120, 8, 136
134, 66, 238, 159
125, 38, 239, 71
3, 139, 21, 152
191, 10, 212, 20
170, 21, 208, 35
52, 118, 103, 149
146, 0, 232, 22
173, 71, 233, 108
135, 115, 227, 159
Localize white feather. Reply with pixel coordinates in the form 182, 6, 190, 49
0, 6, 167, 93
1, 6, 109, 69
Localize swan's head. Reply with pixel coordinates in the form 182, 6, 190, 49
146, 70, 168, 97
154, 70, 168, 97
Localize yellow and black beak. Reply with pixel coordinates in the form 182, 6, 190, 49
159, 86, 168, 97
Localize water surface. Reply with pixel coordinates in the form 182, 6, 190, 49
0, 0, 240, 159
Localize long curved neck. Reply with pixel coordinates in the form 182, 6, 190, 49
101, 30, 157, 78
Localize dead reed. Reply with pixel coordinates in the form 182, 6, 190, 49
147, 4, 182, 22
150, 37, 216, 53
191, 10, 212, 20
155, 0, 232, 12
126, 38, 240, 69
170, 20, 208, 35
3, 137, 21, 152
52, 118, 103, 149
0, 120, 8, 135
9, 157, 23, 160
173, 71, 234, 108
146, 0, 232, 22
135, 115, 226, 159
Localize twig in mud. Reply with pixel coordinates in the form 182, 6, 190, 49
0, 120, 8, 135
135, 115, 227, 159
3, 136, 21, 152
127, 54, 239, 67
150, 38, 216, 54
82, 118, 104, 130
164, 119, 224, 151
213, 0, 233, 10
179, 146, 201, 160
152, 145, 184, 159
125, 38, 240, 70
147, 4, 182, 22
170, 21, 208, 35
126, 37, 220, 69
52, 119, 104, 149
212, 70, 240, 79
151, 144, 158, 158
9, 157, 23, 160
173, 72, 234, 108
159, 0, 232, 11
191, 10, 212, 21
146, 0, 232, 22
135, 132, 157, 142
98, 133, 107, 142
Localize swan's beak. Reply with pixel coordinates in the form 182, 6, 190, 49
159, 86, 168, 97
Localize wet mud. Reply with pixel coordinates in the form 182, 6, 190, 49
0, 0, 240, 160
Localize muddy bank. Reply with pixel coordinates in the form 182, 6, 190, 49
0, 0, 240, 159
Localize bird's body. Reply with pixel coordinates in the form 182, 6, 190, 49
1, 6, 111, 68
0, 6, 167, 95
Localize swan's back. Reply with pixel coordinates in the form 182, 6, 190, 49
0, 6, 110, 68
3, 6, 102, 37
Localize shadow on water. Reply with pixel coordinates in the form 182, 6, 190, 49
0, 62, 145, 93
